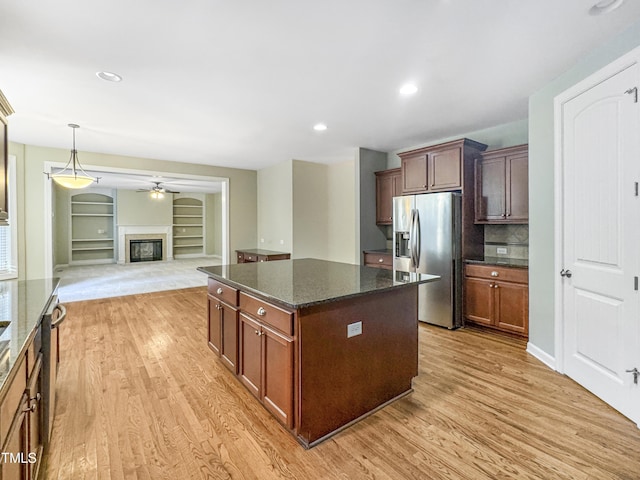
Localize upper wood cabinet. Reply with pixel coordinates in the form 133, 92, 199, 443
399, 138, 487, 195
475, 144, 528, 224
0, 90, 14, 226
375, 168, 401, 225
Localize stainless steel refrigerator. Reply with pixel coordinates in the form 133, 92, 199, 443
393, 192, 462, 328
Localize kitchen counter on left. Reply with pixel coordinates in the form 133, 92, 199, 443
0, 278, 59, 399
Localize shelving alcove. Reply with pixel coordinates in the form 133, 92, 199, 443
69, 189, 116, 265
173, 194, 205, 258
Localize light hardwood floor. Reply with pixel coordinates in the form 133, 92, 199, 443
41, 287, 640, 480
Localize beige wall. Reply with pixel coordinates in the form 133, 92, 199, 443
257, 160, 293, 252
292, 160, 328, 260
117, 190, 172, 225
326, 160, 357, 264
9, 142, 257, 279
205, 193, 222, 256
256, 158, 357, 263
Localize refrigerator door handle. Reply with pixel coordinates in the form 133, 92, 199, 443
409, 209, 416, 268
414, 209, 421, 269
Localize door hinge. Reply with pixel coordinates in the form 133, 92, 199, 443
635, 276, 639, 291
625, 87, 638, 103
636, 182, 639, 196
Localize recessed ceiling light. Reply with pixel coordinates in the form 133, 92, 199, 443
399, 83, 418, 95
589, 0, 625, 15
96, 71, 123, 82
313, 123, 327, 132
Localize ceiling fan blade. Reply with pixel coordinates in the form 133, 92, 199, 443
166, 189, 181, 193
136, 189, 151, 192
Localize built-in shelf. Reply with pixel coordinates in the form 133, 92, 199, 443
70, 191, 116, 265
173, 195, 204, 258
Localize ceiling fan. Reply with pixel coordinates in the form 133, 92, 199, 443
136, 181, 180, 199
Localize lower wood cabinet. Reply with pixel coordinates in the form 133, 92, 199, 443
0, 348, 44, 480
207, 279, 295, 429
464, 264, 529, 337
239, 312, 294, 428
208, 296, 240, 373
363, 251, 392, 270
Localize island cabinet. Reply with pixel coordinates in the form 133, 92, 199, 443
464, 264, 529, 337
399, 138, 487, 195
199, 259, 437, 448
238, 293, 294, 428
375, 168, 401, 225
475, 144, 529, 224
207, 279, 239, 373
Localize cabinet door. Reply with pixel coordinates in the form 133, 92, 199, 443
261, 324, 294, 428
27, 355, 43, 480
494, 282, 529, 336
207, 295, 221, 355
220, 302, 239, 374
475, 157, 506, 222
428, 147, 462, 191
0, 396, 28, 480
239, 313, 261, 399
464, 278, 495, 326
401, 153, 428, 194
392, 170, 403, 197
375, 173, 394, 225
505, 154, 528, 222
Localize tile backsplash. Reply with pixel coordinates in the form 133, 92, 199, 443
483, 224, 529, 260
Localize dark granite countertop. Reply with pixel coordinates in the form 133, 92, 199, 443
198, 258, 439, 309
0, 278, 59, 401
235, 248, 290, 255
465, 257, 529, 268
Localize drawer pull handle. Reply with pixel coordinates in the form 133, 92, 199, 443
257, 307, 266, 316
216, 287, 223, 294
491, 271, 499, 277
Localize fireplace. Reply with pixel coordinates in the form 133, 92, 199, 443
130, 239, 163, 263
118, 227, 171, 264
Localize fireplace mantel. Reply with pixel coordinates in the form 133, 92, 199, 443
117, 225, 173, 264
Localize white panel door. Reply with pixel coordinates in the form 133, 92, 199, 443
562, 63, 640, 424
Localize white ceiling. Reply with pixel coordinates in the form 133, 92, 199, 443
2, 0, 640, 172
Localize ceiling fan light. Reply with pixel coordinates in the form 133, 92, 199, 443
150, 191, 164, 199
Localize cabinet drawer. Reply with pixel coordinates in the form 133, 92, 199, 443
0, 356, 26, 446
465, 264, 528, 284
236, 252, 244, 263
363, 252, 392, 269
243, 253, 258, 262
207, 278, 239, 306
240, 293, 293, 336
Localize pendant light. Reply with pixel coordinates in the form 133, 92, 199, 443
46, 124, 99, 189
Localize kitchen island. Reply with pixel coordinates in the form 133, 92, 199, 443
198, 258, 439, 448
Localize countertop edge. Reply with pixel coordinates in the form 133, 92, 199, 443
464, 258, 529, 269
198, 267, 438, 310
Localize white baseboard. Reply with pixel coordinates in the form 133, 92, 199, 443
526, 342, 557, 371
54, 263, 69, 271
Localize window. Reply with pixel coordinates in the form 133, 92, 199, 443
0, 155, 18, 279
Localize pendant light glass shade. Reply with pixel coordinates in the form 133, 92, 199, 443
46, 124, 98, 189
